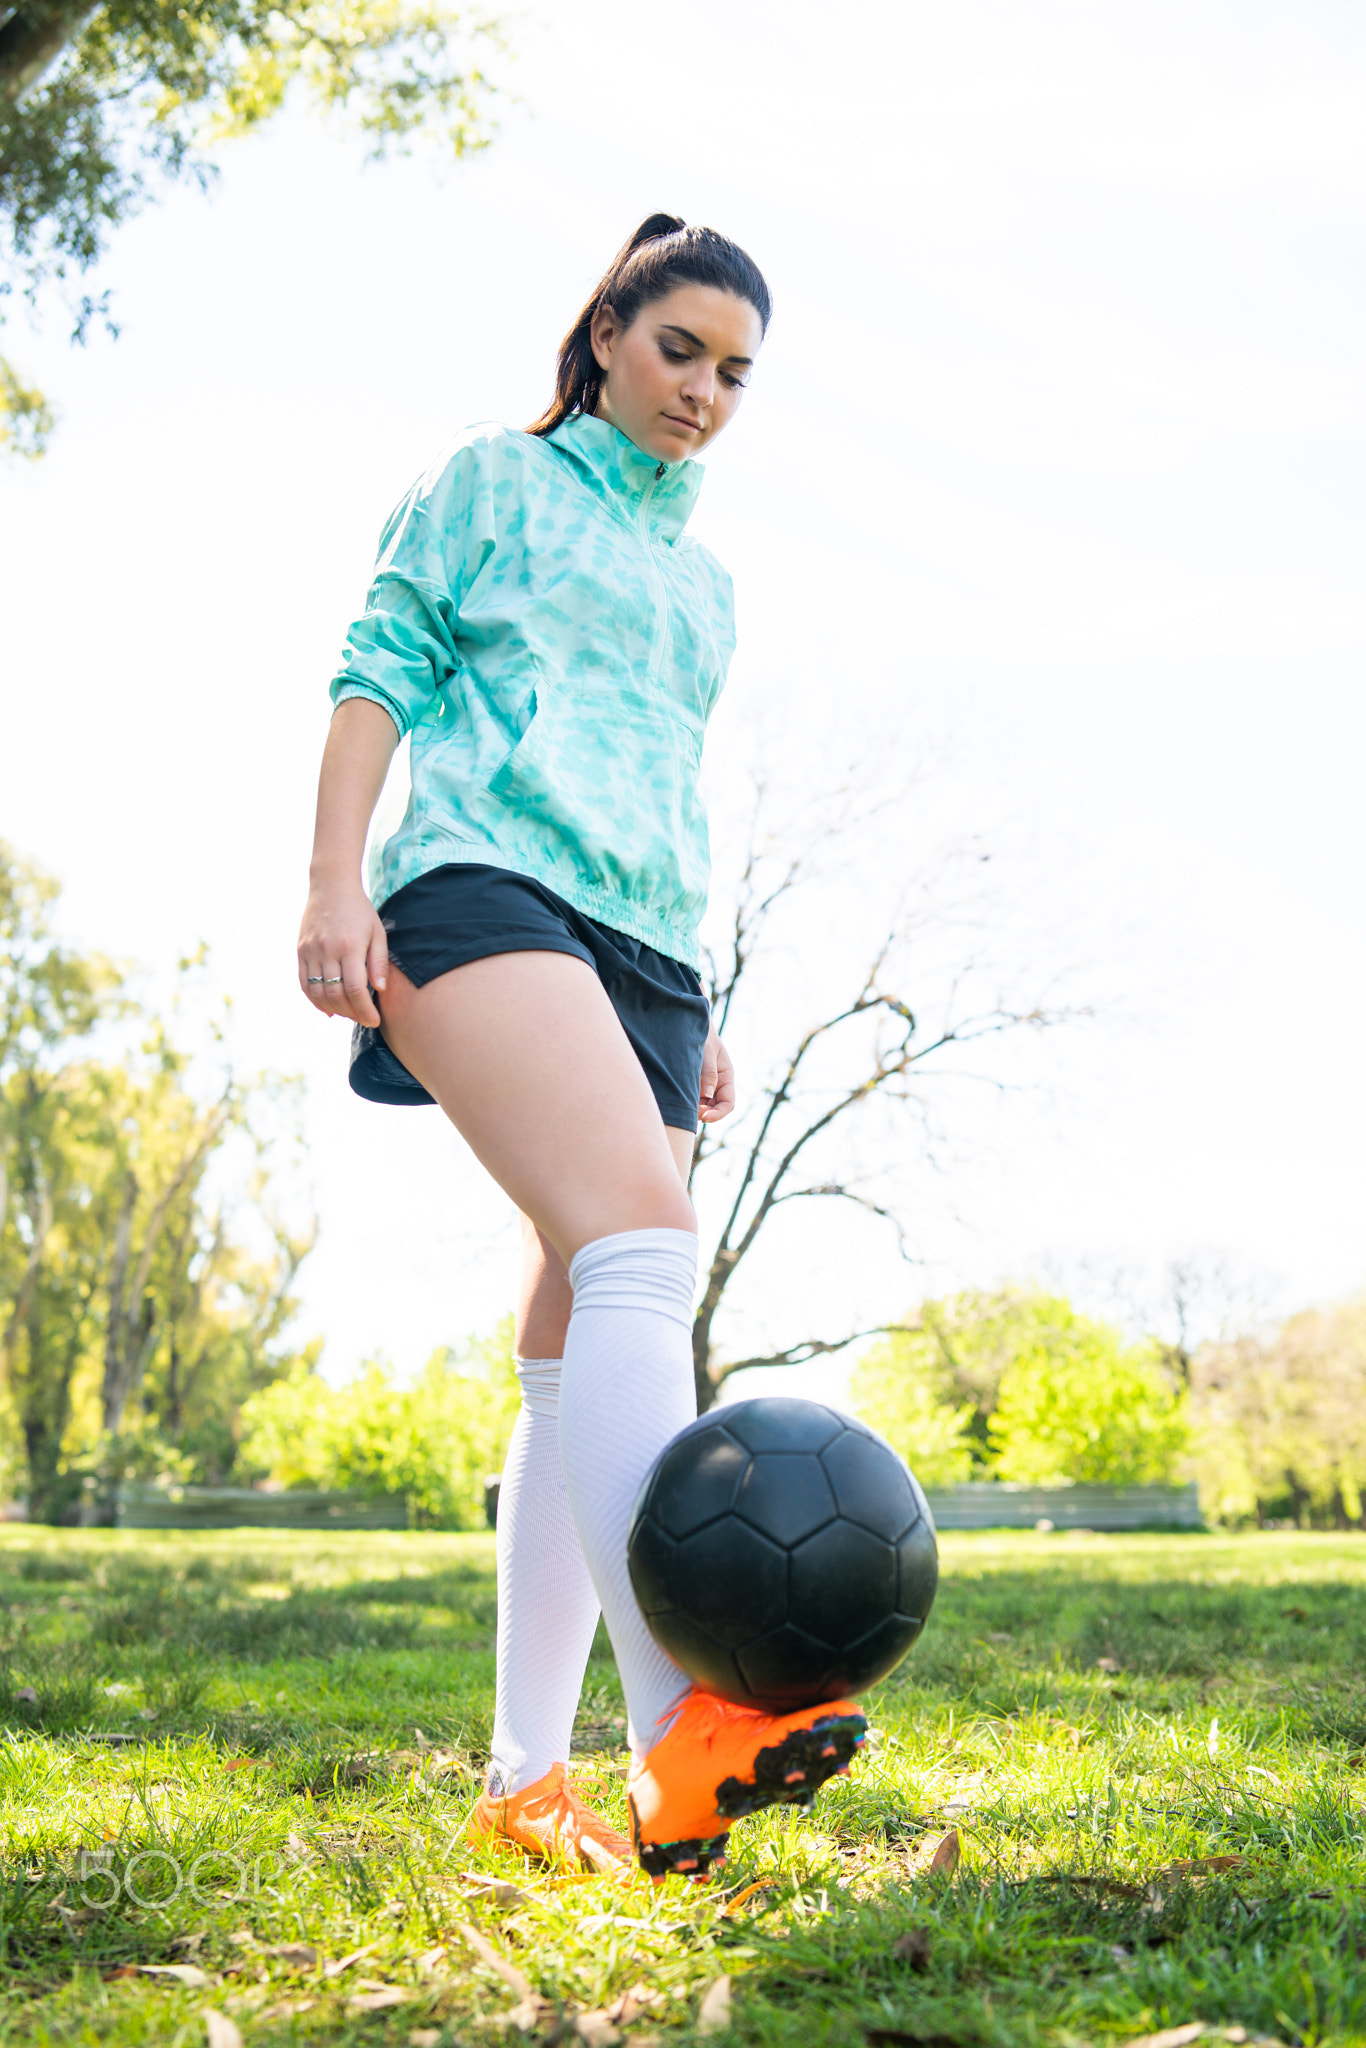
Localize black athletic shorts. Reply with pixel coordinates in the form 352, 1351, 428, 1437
348, 863, 710, 1132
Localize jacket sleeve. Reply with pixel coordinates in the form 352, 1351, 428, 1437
329, 439, 491, 739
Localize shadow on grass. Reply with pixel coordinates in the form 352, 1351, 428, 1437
731, 1863, 1366, 2047
885, 1566, 1366, 1722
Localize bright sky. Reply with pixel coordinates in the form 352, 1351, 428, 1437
2, 0, 1363, 1395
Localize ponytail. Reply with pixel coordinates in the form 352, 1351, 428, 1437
528, 214, 772, 437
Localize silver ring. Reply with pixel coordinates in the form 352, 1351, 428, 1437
324, 977, 343, 985
306, 976, 325, 983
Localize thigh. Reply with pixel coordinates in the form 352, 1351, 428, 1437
380, 950, 695, 1266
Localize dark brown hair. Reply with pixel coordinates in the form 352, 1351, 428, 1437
528, 213, 773, 437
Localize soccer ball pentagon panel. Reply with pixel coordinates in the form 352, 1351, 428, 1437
627, 1397, 938, 1710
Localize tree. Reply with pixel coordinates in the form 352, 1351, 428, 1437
0, 839, 313, 1518
1, 840, 122, 1504
238, 1317, 519, 1526
686, 789, 1084, 1411
850, 1287, 1189, 1488
985, 1293, 1188, 1486
849, 1315, 977, 1486
1190, 1299, 1366, 1527
1, 0, 506, 453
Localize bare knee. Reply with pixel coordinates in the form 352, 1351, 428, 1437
516, 1218, 574, 1358
556, 1177, 696, 1265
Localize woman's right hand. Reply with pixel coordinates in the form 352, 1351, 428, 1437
297, 876, 389, 1028
299, 699, 401, 1029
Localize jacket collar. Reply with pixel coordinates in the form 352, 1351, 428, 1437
544, 411, 703, 544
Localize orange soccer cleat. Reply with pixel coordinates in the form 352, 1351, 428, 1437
466, 1762, 633, 1874
627, 1689, 867, 1882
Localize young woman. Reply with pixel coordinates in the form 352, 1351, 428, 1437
297, 216, 866, 1881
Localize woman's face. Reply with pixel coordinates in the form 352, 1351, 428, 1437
591, 283, 764, 463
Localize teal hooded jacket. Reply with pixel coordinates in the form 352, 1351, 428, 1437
330, 411, 737, 970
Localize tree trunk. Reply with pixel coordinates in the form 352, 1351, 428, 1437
692, 1306, 719, 1412
0, 0, 99, 103
20, 1298, 82, 1525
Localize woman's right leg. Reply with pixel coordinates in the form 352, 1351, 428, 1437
381, 951, 699, 1758
485, 1230, 602, 1799
382, 950, 866, 1878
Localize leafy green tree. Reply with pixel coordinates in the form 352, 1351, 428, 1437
1, 0, 506, 453
238, 1317, 519, 1526
852, 1287, 1189, 1488
849, 1325, 977, 1486
986, 1294, 1188, 1486
0, 839, 313, 1517
1191, 1299, 1366, 1526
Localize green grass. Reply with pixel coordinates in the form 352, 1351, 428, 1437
3, 1527, 1366, 2046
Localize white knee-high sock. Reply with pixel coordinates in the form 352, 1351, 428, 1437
487, 1358, 602, 1796
559, 1228, 698, 1760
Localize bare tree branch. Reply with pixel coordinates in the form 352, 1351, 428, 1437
710, 1320, 926, 1389
686, 772, 1090, 1408
769, 1183, 923, 1265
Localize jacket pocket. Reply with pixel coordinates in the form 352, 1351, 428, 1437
487, 679, 702, 901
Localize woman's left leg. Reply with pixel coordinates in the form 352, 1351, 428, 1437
487, 1138, 694, 1802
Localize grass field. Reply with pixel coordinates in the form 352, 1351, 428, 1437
3, 1526, 1366, 2047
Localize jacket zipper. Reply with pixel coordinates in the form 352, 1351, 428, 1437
639, 463, 670, 689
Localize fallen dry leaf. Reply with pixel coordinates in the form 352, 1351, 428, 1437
697, 1974, 731, 2035
348, 1987, 413, 2012
602, 1984, 664, 2024
503, 1992, 557, 2031
415, 1944, 447, 1974
259, 1942, 318, 1968
927, 1830, 961, 1877
409, 2033, 442, 2048
573, 2012, 622, 2046
1096, 1656, 1122, 1674
137, 1963, 212, 1987
341, 1752, 386, 1783
13, 1686, 37, 1705
1114, 2030, 1209, 2048
171, 1931, 209, 1955
1159, 1856, 1245, 1880
457, 1870, 529, 1908
322, 1943, 381, 1981
892, 1927, 931, 1969
223, 1758, 257, 1773
453, 1921, 533, 1999
202, 2012, 243, 2048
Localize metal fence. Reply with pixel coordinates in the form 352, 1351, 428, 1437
922, 1482, 1202, 1531
115, 1485, 409, 1531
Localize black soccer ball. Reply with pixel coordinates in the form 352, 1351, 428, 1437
627, 1396, 938, 1711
